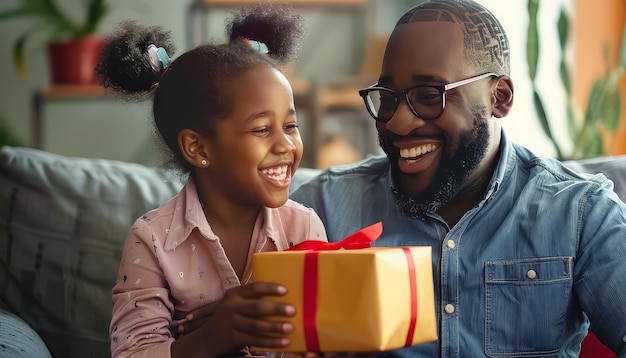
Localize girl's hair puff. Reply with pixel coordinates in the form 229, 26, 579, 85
95, 21, 175, 99
95, 4, 304, 171
227, 4, 304, 65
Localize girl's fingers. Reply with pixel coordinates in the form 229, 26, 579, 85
232, 314, 295, 336
226, 296, 296, 318
230, 330, 292, 349
173, 300, 219, 321
177, 316, 209, 335
234, 281, 289, 298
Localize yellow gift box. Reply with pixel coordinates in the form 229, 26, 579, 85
251, 223, 437, 352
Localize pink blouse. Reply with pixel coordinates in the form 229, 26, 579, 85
110, 178, 328, 358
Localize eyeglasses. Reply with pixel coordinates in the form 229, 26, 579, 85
359, 72, 497, 122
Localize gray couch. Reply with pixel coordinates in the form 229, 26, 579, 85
1, 145, 625, 358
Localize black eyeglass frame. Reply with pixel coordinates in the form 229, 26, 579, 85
358, 72, 498, 122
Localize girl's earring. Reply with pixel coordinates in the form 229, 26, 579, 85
201, 159, 207, 167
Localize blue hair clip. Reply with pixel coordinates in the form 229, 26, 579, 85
243, 38, 269, 54
147, 44, 170, 73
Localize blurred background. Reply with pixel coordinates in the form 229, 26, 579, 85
0, 0, 624, 169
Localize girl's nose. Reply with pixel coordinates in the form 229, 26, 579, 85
274, 132, 297, 153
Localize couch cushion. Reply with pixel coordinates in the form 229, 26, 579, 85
0, 146, 184, 357
0, 308, 52, 358
564, 155, 626, 202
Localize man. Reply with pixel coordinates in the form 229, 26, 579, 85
291, 0, 626, 357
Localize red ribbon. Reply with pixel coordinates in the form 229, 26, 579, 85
303, 252, 320, 350
402, 247, 418, 347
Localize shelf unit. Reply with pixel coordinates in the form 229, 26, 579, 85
31, 85, 116, 149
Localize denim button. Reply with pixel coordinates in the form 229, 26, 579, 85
444, 304, 455, 314
526, 269, 537, 279
446, 240, 455, 249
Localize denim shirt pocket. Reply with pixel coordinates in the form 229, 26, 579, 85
484, 257, 573, 357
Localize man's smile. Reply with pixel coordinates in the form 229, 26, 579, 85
399, 143, 439, 159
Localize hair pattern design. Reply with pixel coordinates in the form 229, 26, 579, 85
396, 0, 510, 76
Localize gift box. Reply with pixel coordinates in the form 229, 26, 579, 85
251, 222, 437, 352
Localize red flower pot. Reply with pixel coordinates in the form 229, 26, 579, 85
47, 35, 105, 85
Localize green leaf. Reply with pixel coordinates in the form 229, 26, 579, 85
0, 8, 34, 20
10, 21, 48, 74
0, 117, 24, 147
84, 0, 107, 34
617, 24, 626, 71
0, 121, 24, 147
579, 129, 603, 159
533, 90, 550, 136
559, 59, 571, 96
585, 78, 608, 124
557, 7, 569, 52
565, 103, 578, 142
602, 90, 621, 132
526, 0, 540, 81
13, 33, 28, 75
533, 90, 563, 159
41, 0, 81, 35
557, 9, 570, 95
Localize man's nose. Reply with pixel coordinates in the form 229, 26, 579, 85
384, 99, 427, 135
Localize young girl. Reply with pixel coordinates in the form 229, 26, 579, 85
96, 5, 327, 358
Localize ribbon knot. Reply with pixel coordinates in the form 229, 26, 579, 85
287, 221, 382, 251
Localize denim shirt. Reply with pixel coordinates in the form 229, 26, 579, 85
290, 133, 626, 357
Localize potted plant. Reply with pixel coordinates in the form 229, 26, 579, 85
526, 0, 626, 160
0, 0, 113, 85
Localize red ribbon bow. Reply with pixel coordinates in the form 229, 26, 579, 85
286, 221, 383, 251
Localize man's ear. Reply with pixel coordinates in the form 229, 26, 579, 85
178, 129, 210, 169
491, 75, 514, 118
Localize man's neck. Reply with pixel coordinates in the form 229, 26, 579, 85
439, 149, 500, 227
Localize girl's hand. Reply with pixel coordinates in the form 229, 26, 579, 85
172, 300, 219, 338
287, 353, 375, 358
171, 281, 296, 357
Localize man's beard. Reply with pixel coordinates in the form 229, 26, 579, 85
384, 107, 491, 218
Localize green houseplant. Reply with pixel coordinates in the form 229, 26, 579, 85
526, 0, 626, 160
0, 0, 113, 84
0, 116, 24, 148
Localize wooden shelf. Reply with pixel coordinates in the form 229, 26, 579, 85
37, 85, 113, 100
203, 0, 366, 6
35, 81, 311, 99
31, 85, 120, 150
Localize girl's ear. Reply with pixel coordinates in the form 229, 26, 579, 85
491, 75, 514, 118
178, 129, 210, 168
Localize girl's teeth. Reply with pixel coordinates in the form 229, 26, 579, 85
261, 165, 288, 180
